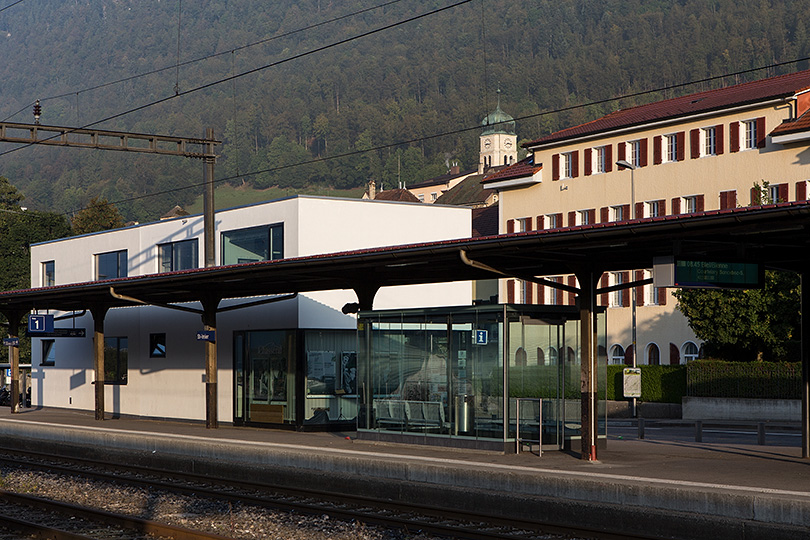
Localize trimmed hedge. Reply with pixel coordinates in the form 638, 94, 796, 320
606, 364, 686, 404
686, 360, 801, 399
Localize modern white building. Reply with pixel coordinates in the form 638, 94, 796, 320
28, 196, 472, 428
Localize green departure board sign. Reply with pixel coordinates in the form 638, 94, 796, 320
674, 259, 762, 289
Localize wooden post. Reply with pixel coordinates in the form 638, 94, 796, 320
7, 314, 21, 413
91, 306, 109, 421
202, 296, 220, 429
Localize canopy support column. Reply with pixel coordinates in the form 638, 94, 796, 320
202, 295, 221, 429
90, 305, 110, 421
802, 271, 809, 459
3, 311, 24, 413
575, 268, 600, 461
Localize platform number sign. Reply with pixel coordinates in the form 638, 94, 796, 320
28, 314, 54, 334
474, 329, 488, 345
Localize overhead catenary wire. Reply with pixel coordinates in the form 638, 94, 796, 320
47, 57, 810, 219
0, 0, 26, 14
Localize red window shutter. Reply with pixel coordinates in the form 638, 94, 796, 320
584, 148, 592, 176
657, 199, 666, 216
719, 191, 728, 209
552, 153, 560, 181
677, 131, 685, 161
622, 204, 630, 220
696, 195, 705, 212
507, 219, 515, 233
571, 150, 579, 178
568, 211, 576, 227
599, 273, 609, 307
605, 145, 613, 172
730, 121, 740, 153
751, 186, 761, 206
639, 138, 648, 167
600, 207, 609, 223
588, 209, 596, 224
715, 124, 724, 155
618, 142, 626, 162
690, 129, 700, 159
536, 215, 544, 230
756, 117, 766, 148
555, 278, 563, 305
554, 213, 563, 228
659, 287, 667, 306
507, 280, 515, 304
797, 181, 807, 201
537, 281, 545, 304
526, 281, 534, 305
653, 135, 662, 165
720, 190, 737, 209
567, 275, 576, 305
635, 270, 644, 307
621, 271, 630, 307
671, 197, 681, 215
635, 202, 643, 219
777, 184, 790, 202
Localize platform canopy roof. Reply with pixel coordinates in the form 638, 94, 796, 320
1, 201, 809, 315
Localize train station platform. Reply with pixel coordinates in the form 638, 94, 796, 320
0, 407, 807, 540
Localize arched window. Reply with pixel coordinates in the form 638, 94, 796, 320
646, 343, 660, 365
609, 344, 625, 365
682, 342, 699, 362
547, 347, 558, 365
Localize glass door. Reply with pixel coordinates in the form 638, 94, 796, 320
233, 330, 296, 425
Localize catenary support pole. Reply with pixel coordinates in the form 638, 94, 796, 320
203, 127, 216, 269
90, 305, 110, 421
7, 314, 21, 413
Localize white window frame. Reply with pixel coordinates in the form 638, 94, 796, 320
561, 152, 574, 179
629, 140, 642, 167
610, 205, 625, 222
546, 277, 560, 305
644, 270, 659, 305
546, 214, 560, 229
517, 217, 531, 232
577, 210, 591, 226
609, 272, 624, 307
430, 192, 438, 201
665, 134, 678, 163
645, 201, 660, 218
682, 342, 699, 362
743, 119, 758, 150
417, 194, 425, 202
702, 126, 716, 156
768, 184, 780, 203
593, 146, 607, 174
42, 260, 55, 287
609, 344, 625, 365
682, 195, 698, 214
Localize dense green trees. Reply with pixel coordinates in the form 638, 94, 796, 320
3, 0, 810, 222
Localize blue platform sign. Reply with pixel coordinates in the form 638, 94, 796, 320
474, 329, 488, 345
28, 314, 54, 334
196, 330, 216, 343
3, 337, 19, 347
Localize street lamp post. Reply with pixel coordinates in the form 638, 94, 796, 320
616, 160, 638, 418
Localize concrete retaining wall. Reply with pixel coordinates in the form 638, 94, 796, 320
682, 397, 801, 421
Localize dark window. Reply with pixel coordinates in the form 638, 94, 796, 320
41, 339, 55, 366
158, 239, 198, 272
149, 333, 166, 358
104, 337, 128, 385
221, 224, 283, 265
42, 261, 55, 287
96, 250, 127, 280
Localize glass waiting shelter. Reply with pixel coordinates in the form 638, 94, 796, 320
356, 304, 607, 452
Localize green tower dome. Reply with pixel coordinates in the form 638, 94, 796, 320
481, 92, 515, 136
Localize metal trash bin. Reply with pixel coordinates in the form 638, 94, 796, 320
454, 394, 474, 434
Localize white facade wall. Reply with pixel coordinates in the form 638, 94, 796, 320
29, 196, 472, 421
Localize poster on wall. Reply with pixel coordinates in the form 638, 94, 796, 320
307, 351, 336, 394
341, 352, 357, 395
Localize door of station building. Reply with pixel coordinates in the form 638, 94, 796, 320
234, 330, 296, 426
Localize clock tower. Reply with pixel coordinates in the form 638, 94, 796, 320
479, 90, 517, 174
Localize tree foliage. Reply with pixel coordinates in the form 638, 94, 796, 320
3, 0, 810, 221
673, 271, 801, 362
71, 196, 126, 235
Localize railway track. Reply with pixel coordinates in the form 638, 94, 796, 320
0, 449, 647, 540
0, 488, 233, 540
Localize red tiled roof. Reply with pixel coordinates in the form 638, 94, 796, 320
527, 70, 810, 148
770, 110, 810, 136
471, 204, 499, 237
374, 188, 420, 202
481, 158, 541, 184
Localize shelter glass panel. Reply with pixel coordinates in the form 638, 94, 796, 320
304, 330, 357, 426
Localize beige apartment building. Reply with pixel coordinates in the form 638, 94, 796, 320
482, 69, 810, 366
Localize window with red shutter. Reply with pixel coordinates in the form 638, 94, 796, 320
671, 197, 681, 214
584, 148, 592, 176
690, 129, 700, 159
797, 181, 808, 201
653, 135, 662, 165
635, 202, 643, 219
730, 121, 740, 153
779, 183, 789, 202
567, 275, 576, 305
715, 124, 724, 155
571, 150, 579, 178
617, 142, 626, 162
605, 145, 613, 172
677, 131, 686, 161
536, 215, 545, 230
639, 139, 648, 167
635, 270, 644, 307
568, 211, 576, 227
696, 194, 705, 212
756, 117, 766, 148
507, 279, 515, 304
600, 207, 609, 223
552, 153, 560, 181
506, 219, 515, 233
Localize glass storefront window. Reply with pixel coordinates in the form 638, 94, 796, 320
303, 330, 357, 425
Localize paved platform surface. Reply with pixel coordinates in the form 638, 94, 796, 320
0, 407, 807, 492
0, 407, 808, 539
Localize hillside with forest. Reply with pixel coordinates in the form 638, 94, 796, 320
1, 0, 809, 222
